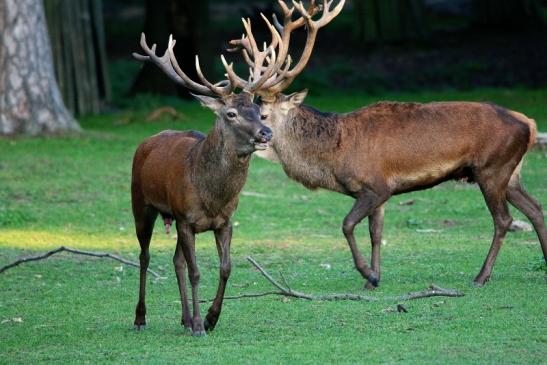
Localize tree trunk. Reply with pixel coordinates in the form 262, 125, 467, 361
43, 0, 111, 116
0, 0, 80, 136
130, 0, 210, 98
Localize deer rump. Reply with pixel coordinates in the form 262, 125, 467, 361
282, 101, 534, 197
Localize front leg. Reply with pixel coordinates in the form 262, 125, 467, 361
205, 223, 233, 331
365, 204, 385, 290
176, 222, 205, 336
173, 244, 192, 330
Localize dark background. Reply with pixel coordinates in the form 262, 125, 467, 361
56, 0, 547, 111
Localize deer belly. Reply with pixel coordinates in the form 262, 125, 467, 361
387, 159, 468, 194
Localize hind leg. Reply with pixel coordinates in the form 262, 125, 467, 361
342, 189, 390, 287
507, 178, 547, 263
364, 205, 384, 290
133, 205, 158, 330
474, 178, 513, 286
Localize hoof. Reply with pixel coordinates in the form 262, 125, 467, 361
367, 272, 379, 288
192, 329, 207, 337
473, 275, 490, 287
181, 319, 192, 330
134, 324, 146, 331
363, 281, 377, 291
472, 280, 485, 288
204, 318, 216, 332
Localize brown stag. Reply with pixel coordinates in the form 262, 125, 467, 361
131, 30, 278, 335
229, 0, 546, 289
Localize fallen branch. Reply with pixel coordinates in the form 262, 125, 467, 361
201, 256, 464, 303
0, 246, 161, 278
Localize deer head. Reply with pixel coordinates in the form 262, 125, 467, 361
227, 0, 344, 131
133, 33, 278, 156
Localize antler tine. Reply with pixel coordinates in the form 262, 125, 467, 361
220, 54, 247, 90
266, 0, 345, 93
133, 33, 214, 96
194, 55, 233, 96
242, 19, 260, 60
272, 13, 284, 36
313, 0, 345, 28
232, 13, 284, 90
247, 46, 279, 92
228, 34, 252, 54
271, 0, 320, 71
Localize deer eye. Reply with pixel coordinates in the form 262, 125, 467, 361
227, 112, 237, 118
260, 114, 268, 120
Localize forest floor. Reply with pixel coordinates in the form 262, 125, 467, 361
1, 88, 546, 364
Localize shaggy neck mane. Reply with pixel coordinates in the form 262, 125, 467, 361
283, 105, 342, 151
192, 121, 250, 214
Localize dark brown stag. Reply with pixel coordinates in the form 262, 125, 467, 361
131, 31, 277, 335
230, 0, 546, 288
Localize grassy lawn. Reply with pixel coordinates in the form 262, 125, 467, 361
1, 88, 546, 364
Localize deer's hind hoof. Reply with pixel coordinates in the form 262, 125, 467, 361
367, 273, 379, 288
472, 280, 486, 288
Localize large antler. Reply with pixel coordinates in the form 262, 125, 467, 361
133, 32, 280, 96
229, 0, 345, 96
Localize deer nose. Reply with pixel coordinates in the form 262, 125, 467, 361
257, 126, 272, 142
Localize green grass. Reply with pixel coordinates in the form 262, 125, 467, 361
1, 88, 546, 364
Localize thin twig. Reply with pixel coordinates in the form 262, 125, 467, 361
279, 270, 291, 292
231, 256, 464, 302
199, 291, 282, 303
247, 256, 314, 300
0, 246, 162, 278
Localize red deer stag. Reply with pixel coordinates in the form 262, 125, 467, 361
229, 0, 546, 289
131, 31, 278, 335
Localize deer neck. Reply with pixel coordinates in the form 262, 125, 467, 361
271, 105, 344, 192
193, 122, 250, 212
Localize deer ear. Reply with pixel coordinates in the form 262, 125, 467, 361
191, 94, 224, 113
287, 89, 308, 107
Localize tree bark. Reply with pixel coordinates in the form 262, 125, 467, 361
130, 0, 210, 98
0, 0, 80, 136
44, 0, 111, 116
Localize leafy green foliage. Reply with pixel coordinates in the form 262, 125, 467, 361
0, 89, 546, 363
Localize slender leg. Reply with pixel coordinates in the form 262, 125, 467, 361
204, 223, 233, 331
133, 206, 158, 330
173, 243, 192, 330
342, 189, 389, 287
474, 182, 513, 286
176, 222, 205, 336
507, 180, 547, 263
364, 204, 385, 290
